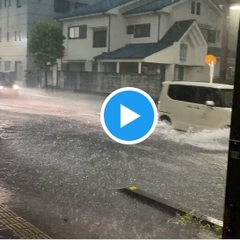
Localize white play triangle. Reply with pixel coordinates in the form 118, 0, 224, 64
120, 104, 140, 128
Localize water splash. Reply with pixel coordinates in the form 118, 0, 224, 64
154, 122, 229, 151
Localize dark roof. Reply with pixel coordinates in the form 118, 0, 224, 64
159, 19, 195, 44
124, 0, 181, 15
213, 0, 223, 5
95, 43, 171, 60
95, 19, 195, 60
58, 0, 135, 19
208, 47, 236, 58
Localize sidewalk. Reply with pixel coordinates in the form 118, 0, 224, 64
0, 205, 51, 239
0, 223, 18, 239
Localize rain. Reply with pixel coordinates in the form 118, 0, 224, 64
0, 0, 238, 238
0, 88, 228, 238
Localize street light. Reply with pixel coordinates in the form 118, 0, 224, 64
230, 4, 240, 9
230, 0, 240, 8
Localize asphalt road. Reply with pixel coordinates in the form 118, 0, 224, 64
0, 89, 229, 238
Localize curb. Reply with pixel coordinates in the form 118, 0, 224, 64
0, 205, 51, 239
119, 186, 223, 228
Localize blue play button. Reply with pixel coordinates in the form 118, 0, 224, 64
100, 87, 158, 145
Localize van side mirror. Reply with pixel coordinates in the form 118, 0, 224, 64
205, 100, 215, 107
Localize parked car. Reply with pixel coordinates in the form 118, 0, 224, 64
0, 72, 19, 98
158, 81, 233, 131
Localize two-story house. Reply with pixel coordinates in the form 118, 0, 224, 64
0, 0, 99, 86
58, 0, 235, 82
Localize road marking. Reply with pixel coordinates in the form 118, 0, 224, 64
0, 205, 51, 239
129, 186, 138, 191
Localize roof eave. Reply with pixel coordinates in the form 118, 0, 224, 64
58, 12, 104, 21
96, 58, 144, 62
123, 10, 155, 17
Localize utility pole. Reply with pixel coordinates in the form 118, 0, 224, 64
219, 0, 230, 82
222, 16, 240, 239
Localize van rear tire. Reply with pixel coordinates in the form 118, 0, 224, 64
160, 116, 171, 125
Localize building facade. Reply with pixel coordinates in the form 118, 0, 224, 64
0, 0, 99, 86
59, 0, 236, 83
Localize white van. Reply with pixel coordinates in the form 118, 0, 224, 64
158, 81, 233, 131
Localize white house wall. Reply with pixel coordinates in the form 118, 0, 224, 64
176, 30, 207, 66
110, 14, 130, 52
144, 43, 177, 64
63, 16, 109, 61
126, 14, 160, 44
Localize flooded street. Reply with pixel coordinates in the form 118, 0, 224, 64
0, 89, 228, 238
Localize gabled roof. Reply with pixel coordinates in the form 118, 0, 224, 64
208, 47, 236, 59
95, 19, 195, 60
124, 0, 182, 15
58, 0, 135, 20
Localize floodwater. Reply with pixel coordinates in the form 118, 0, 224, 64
0, 88, 227, 238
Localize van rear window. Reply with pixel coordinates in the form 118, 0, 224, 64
168, 85, 224, 107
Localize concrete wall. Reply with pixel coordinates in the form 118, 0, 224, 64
59, 71, 162, 101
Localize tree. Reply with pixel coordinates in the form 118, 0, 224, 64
29, 21, 65, 89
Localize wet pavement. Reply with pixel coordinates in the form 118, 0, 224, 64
0, 88, 228, 238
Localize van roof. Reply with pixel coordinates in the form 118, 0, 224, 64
163, 81, 233, 89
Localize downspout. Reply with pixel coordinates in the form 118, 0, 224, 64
107, 14, 111, 53
155, 12, 161, 42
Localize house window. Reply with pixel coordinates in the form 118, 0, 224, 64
7, 32, 9, 42
17, 0, 21, 8
0, 0, 2, 8
134, 24, 151, 38
208, 30, 216, 43
196, 2, 201, 15
5, 61, 11, 71
217, 30, 220, 42
191, 1, 201, 15
191, 1, 195, 14
14, 31, 17, 41
0, 29, 2, 42
79, 25, 87, 39
19, 31, 21, 41
127, 25, 134, 35
201, 28, 217, 43
68, 25, 87, 39
4, 0, 7, 7
68, 26, 79, 39
0, 61, 1, 70
93, 29, 107, 48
